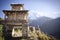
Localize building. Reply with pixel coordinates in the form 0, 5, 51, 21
2, 4, 56, 40
3, 4, 29, 40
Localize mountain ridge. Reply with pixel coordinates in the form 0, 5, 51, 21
29, 16, 60, 39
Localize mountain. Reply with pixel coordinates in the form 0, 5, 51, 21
42, 17, 60, 39
29, 17, 60, 39
29, 16, 52, 27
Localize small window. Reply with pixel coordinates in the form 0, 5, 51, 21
20, 28, 22, 30
20, 7, 23, 10
30, 27, 33, 31
14, 28, 18, 32
24, 16, 27, 20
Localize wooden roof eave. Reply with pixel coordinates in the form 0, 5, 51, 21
3, 10, 29, 14
11, 4, 24, 6
3, 10, 29, 12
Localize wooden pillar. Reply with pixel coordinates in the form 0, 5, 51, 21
14, 12, 16, 21
22, 23, 28, 38
4, 14, 6, 20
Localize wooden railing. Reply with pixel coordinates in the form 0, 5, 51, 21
5, 19, 28, 23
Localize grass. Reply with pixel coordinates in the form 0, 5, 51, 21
0, 24, 57, 40
0, 25, 4, 40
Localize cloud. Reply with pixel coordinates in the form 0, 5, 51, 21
29, 10, 41, 19
29, 10, 60, 19
53, 12, 60, 17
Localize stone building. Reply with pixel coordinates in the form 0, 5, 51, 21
2, 4, 56, 40
3, 4, 29, 40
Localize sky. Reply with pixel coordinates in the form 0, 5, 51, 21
0, 0, 60, 19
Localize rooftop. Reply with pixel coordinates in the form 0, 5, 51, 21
3, 10, 28, 13
11, 4, 24, 6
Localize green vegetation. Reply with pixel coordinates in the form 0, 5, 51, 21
0, 18, 3, 20
0, 25, 4, 40
14, 28, 18, 32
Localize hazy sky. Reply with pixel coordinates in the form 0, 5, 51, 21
0, 0, 60, 19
